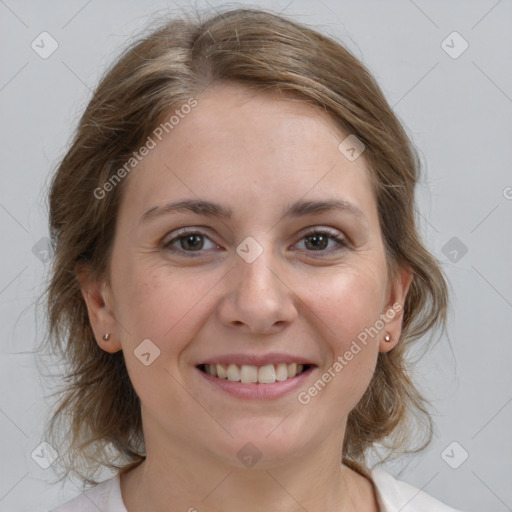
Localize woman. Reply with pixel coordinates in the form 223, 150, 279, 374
45, 6, 463, 511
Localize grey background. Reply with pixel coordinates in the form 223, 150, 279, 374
1, 0, 511, 510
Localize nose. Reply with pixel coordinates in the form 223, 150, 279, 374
216, 248, 298, 334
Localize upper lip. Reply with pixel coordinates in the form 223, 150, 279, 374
197, 353, 316, 367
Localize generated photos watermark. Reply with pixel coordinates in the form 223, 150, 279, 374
93, 97, 198, 200
297, 302, 402, 405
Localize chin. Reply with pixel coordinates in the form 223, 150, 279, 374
205, 423, 313, 469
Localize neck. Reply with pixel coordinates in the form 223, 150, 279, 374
120, 423, 377, 512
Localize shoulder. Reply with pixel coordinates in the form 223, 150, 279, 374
370, 468, 464, 512
49, 474, 126, 512
48, 468, 465, 512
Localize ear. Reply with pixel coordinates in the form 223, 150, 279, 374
76, 265, 122, 353
379, 265, 412, 353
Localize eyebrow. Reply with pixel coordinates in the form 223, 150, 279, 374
140, 198, 366, 224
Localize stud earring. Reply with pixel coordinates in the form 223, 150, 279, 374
102, 333, 110, 341
384, 333, 391, 342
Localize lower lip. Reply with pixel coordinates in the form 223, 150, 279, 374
196, 366, 315, 400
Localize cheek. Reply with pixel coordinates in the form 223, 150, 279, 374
113, 261, 215, 340
298, 266, 385, 408
304, 264, 386, 341
112, 264, 216, 408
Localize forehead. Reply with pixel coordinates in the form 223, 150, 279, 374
119, 82, 376, 224
179, 82, 353, 161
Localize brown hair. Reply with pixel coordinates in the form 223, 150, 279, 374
40, 5, 448, 485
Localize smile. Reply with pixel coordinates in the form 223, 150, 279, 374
198, 363, 309, 384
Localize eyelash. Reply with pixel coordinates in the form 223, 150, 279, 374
162, 228, 348, 257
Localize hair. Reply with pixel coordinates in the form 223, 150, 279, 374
40, 5, 448, 486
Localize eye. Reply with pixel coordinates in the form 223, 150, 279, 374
294, 229, 348, 254
163, 227, 348, 257
163, 230, 219, 255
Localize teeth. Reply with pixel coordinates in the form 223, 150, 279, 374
258, 364, 276, 384
240, 365, 258, 383
276, 363, 288, 381
227, 364, 240, 382
203, 363, 307, 384
217, 364, 227, 379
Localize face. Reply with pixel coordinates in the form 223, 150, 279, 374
82, 82, 410, 469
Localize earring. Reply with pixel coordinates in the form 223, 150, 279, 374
102, 333, 110, 341
384, 333, 391, 342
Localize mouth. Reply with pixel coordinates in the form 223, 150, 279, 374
196, 362, 312, 384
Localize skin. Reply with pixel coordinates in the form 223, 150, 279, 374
80, 81, 411, 512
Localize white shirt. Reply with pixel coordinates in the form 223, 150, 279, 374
50, 468, 463, 511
